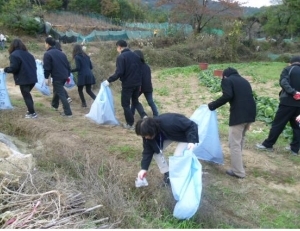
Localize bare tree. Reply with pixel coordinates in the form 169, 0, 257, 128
156, 0, 243, 33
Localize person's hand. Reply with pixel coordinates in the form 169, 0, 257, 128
4, 67, 9, 73
208, 102, 214, 111
138, 170, 147, 179
103, 80, 110, 87
187, 143, 195, 150
296, 115, 300, 123
46, 78, 51, 86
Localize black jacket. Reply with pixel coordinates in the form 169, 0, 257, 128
43, 47, 70, 81
141, 63, 153, 93
5, 49, 37, 85
141, 113, 199, 170
279, 64, 300, 107
71, 54, 95, 86
209, 74, 256, 126
107, 48, 142, 88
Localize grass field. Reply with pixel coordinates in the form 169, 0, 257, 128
0, 41, 299, 228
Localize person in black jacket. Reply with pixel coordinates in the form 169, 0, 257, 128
43, 37, 72, 117
4, 38, 38, 118
131, 50, 159, 117
55, 41, 72, 104
71, 44, 96, 107
256, 56, 300, 156
208, 67, 256, 179
135, 113, 199, 185
103, 40, 147, 129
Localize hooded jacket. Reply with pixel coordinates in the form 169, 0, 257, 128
208, 68, 256, 126
140, 113, 199, 170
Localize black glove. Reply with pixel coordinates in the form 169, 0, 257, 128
4, 67, 9, 73
208, 102, 215, 111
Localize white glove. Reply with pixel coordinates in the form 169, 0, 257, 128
103, 80, 110, 87
138, 170, 147, 179
187, 143, 195, 150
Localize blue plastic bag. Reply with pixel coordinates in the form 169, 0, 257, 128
64, 73, 76, 89
190, 104, 224, 164
0, 70, 13, 110
34, 59, 51, 96
169, 149, 202, 220
85, 83, 119, 125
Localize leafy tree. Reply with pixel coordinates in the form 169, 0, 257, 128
259, 4, 299, 41
0, 0, 40, 34
155, 0, 243, 33
101, 0, 120, 18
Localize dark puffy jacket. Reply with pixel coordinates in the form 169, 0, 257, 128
5, 49, 37, 85
279, 64, 300, 107
141, 113, 199, 170
107, 48, 142, 88
141, 63, 153, 93
71, 54, 95, 86
209, 74, 256, 126
43, 47, 70, 81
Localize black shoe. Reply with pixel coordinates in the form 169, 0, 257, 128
226, 170, 244, 179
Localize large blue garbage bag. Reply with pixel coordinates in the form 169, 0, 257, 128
190, 104, 224, 164
0, 70, 13, 110
35, 60, 51, 96
85, 83, 119, 125
169, 149, 202, 220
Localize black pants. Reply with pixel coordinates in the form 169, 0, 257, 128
19, 84, 35, 114
121, 86, 146, 126
52, 80, 72, 115
78, 84, 96, 104
262, 104, 300, 153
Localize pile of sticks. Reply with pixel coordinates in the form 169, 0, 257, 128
0, 177, 109, 229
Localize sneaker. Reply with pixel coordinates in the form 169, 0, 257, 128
67, 97, 72, 103
285, 147, 298, 156
143, 115, 148, 119
123, 123, 134, 130
226, 169, 245, 179
51, 106, 58, 111
25, 113, 37, 119
163, 172, 170, 186
256, 143, 273, 151
60, 113, 72, 118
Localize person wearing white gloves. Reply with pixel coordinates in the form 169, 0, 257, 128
135, 113, 199, 186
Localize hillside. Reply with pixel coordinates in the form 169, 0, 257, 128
0, 35, 300, 228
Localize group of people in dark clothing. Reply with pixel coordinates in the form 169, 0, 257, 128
3, 37, 300, 187
4, 37, 97, 118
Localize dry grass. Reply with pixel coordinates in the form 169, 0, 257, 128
44, 12, 122, 35
1, 37, 300, 228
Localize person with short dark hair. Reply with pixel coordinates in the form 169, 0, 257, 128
4, 38, 38, 118
103, 40, 147, 129
208, 67, 256, 179
257, 56, 300, 156
54, 41, 72, 104
43, 37, 72, 117
71, 44, 96, 107
135, 113, 199, 185
131, 50, 159, 117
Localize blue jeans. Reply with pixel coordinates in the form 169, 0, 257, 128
131, 92, 159, 117
121, 86, 146, 126
52, 80, 72, 115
